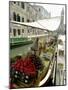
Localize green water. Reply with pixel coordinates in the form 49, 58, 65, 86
10, 44, 33, 58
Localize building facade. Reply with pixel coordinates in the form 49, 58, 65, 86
9, 1, 50, 38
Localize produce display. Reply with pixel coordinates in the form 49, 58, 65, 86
10, 54, 44, 88
10, 37, 56, 88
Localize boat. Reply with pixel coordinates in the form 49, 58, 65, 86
10, 37, 33, 48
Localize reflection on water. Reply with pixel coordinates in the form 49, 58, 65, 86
10, 44, 33, 58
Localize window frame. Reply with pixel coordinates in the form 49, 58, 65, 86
13, 12, 16, 21
18, 29, 21, 35
22, 17, 24, 22
13, 29, 16, 36
17, 14, 20, 22
21, 2, 25, 9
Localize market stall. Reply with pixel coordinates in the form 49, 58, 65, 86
10, 17, 61, 88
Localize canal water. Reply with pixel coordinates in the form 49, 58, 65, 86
10, 37, 44, 58
10, 44, 33, 58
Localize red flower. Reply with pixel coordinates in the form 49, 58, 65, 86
23, 57, 36, 76
10, 83, 17, 89
11, 58, 36, 77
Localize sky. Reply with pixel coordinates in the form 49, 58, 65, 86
30, 3, 65, 24
40, 4, 65, 17
31, 3, 65, 17
30, 3, 65, 17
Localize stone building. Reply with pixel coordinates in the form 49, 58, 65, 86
9, 1, 50, 38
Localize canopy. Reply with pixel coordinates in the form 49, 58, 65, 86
11, 17, 61, 31
58, 35, 65, 42
58, 44, 64, 50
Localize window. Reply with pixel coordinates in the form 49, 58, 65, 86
58, 39, 63, 45
17, 2, 19, 5
13, 12, 16, 21
28, 27, 31, 33
22, 17, 24, 22
27, 6, 30, 11
28, 29, 30, 33
33, 20, 35, 22
59, 50, 64, 56
65, 30, 66, 35
21, 2, 25, 9
39, 8, 40, 11
18, 29, 20, 35
27, 19, 30, 22
10, 28, 11, 33
13, 29, 16, 36
14, 2, 16, 4
17, 14, 20, 22
22, 29, 24, 33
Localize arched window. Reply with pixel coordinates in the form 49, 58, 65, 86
17, 14, 20, 22
13, 12, 16, 21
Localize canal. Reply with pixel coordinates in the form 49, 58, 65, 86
10, 44, 33, 58
10, 37, 45, 58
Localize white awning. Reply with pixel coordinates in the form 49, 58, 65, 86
11, 17, 61, 31
58, 35, 65, 42
58, 44, 64, 50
